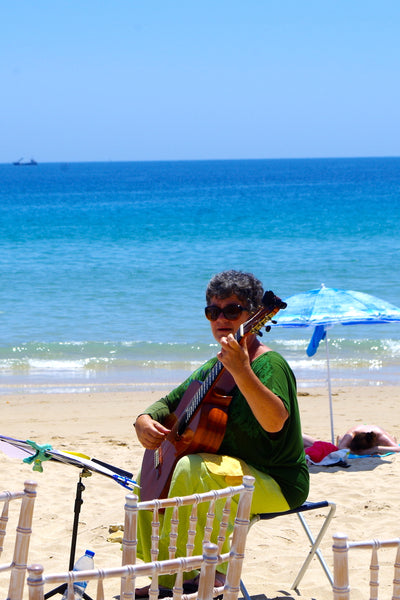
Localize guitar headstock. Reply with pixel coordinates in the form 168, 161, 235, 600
239, 291, 287, 339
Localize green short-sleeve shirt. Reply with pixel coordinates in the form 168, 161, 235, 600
142, 351, 309, 508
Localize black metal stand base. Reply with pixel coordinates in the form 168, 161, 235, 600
44, 582, 92, 600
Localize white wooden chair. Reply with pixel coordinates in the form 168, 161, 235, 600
332, 532, 400, 600
0, 480, 37, 600
27, 475, 255, 600
28, 542, 220, 600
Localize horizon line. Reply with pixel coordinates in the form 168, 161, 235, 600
2, 154, 400, 166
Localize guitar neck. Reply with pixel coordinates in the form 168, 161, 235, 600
178, 359, 225, 435
177, 327, 246, 435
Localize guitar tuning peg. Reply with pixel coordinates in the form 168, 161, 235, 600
271, 320, 277, 324
265, 325, 271, 332
257, 330, 263, 337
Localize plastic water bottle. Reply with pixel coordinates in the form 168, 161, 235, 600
62, 550, 95, 600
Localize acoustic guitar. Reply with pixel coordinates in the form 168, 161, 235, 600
139, 290, 286, 501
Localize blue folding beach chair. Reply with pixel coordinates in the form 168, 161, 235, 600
240, 499, 336, 598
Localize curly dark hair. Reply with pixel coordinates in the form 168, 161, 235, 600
205, 270, 264, 313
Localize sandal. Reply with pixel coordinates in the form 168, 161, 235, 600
135, 585, 150, 598
135, 585, 172, 598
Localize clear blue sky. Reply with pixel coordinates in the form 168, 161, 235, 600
1, 1, 399, 163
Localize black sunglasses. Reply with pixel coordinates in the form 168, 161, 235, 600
204, 303, 248, 321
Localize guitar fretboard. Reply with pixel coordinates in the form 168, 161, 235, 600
178, 359, 224, 434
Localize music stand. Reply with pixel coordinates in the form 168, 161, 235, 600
44, 470, 91, 599
0, 434, 138, 599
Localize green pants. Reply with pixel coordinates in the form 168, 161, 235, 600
137, 454, 289, 588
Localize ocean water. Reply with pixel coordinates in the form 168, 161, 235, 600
1, 157, 399, 393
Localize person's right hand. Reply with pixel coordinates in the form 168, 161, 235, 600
134, 414, 171, 449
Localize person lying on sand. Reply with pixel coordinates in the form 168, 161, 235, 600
336, 425, 400, 455
303, 426, 400, 456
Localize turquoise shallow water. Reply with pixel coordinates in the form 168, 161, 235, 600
1, 157, 399, 392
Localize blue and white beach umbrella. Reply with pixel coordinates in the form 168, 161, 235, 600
274, 285, 400, 443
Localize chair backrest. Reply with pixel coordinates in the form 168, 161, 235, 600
0, 480, 37, 600
27, 475, 255, 600
332, 532, 400, 600
28, 542, 220, 600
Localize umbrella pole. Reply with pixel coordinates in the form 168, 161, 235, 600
325, 334, 335, 444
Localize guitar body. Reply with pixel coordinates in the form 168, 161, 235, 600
139, 379, 232, 501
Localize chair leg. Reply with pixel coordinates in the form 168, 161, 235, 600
239, 578, 251, 600
240, 501, 336, 596
291, 502, 336, 590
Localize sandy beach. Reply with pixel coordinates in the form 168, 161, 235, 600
1, 385, 400, 600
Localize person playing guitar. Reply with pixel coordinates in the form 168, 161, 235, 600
134, 270, 309, 596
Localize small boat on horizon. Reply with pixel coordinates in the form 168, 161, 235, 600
13, 157, 38, 166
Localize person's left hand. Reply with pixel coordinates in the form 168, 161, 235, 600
217, 334, 250, 376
